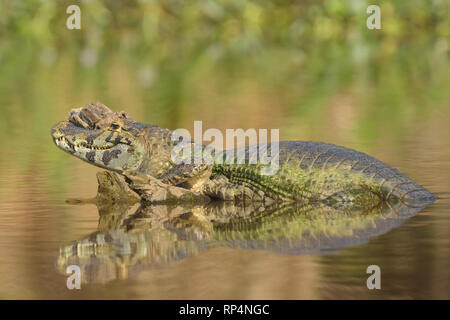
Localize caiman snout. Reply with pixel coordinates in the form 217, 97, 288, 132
50, 123, 63, 139
51, 117, 146, 174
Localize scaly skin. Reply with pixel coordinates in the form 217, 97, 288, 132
51, 103, 436, 208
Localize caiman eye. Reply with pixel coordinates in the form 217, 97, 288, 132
111, 123, 121, 130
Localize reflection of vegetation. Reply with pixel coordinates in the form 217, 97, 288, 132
1, 1, 449, 132
1, 1, 449, 136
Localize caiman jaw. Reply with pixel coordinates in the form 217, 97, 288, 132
53, 135, 115, 153
51, 122, 116, 154
51, 120, 145, 173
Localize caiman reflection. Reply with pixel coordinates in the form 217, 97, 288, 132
55, 172, 428, 284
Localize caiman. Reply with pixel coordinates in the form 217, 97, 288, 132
51, 102, 436, 209
56, 176, 427, 284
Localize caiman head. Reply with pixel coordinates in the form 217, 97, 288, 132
50, 102, 161, 175
51, 102, 185, 177
51, 116, 149, 173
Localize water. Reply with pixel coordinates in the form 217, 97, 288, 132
0, 1, 449, 298
0, 122, 448, 299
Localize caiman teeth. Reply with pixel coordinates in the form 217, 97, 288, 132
55, 136, 115, 151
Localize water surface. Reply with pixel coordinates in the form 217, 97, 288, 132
0, 121, 448, 299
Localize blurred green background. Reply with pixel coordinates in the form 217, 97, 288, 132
0, 0, 449, 299
1, 0, 448, 137
1, 0, 449, 191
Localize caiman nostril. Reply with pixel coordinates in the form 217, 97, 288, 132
51, 128, 63, 139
